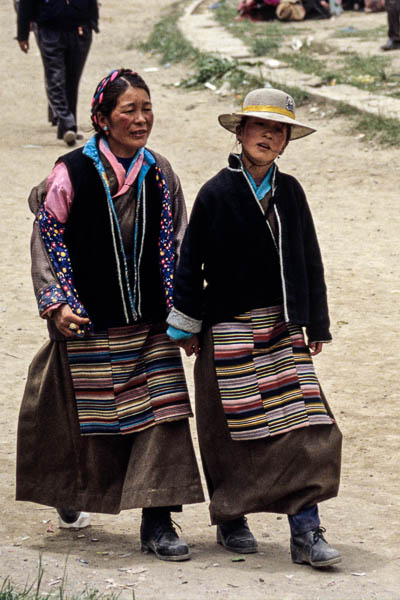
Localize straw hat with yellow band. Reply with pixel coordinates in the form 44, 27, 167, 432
218, 88, 316, 141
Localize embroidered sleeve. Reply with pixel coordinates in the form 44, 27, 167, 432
37, 206, 92, 331
170, 171, 188, 262
37, 285, 66, 317
155, 165, 176, 311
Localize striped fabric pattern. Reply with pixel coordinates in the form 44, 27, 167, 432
212, 306, 332, 441
67, 323, 192, 435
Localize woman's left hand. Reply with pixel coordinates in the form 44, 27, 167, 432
175, 334, 201, 357
309, 342, 323, 356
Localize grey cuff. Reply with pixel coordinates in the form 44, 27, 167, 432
167, 307, 202, 334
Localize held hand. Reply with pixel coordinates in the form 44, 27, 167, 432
175, 334, 201, 357
53, 304, 90, 338
309, 342, 323, 356
18, 40, 29, 53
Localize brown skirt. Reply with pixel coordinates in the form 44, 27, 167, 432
16, 340, 204, 513
194, 329, 342, 525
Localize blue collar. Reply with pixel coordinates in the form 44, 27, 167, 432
83, 136, 155, 192
245, 164, 274, 202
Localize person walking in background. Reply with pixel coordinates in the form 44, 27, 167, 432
13, 0, 57, 126
16, 0, 99, 145
381, 0, 400, 50
16, 69, 204, 561
167, 88, 342, 569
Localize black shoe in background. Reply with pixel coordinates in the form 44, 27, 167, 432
381, 39, 400, 51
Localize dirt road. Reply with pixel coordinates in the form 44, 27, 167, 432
1, 1, 399, 598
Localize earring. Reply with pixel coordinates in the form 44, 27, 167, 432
103, 126, 108, 131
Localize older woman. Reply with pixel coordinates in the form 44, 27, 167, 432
17, 69, 204, 561
167, 88, 342, 568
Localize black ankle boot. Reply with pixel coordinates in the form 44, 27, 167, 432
140, 508, 190, 562
291, 527, 341, 568
217, 516, 258, 553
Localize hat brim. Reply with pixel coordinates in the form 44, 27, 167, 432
218, 111, 316, 140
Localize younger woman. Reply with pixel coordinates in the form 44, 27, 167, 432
167, 88, 342, 568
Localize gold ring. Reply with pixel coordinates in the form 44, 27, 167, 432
69, 323, 78, 331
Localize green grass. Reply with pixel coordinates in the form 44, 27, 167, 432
138, 2, 198, 64
251, 36, 280, 56
333, 102, 400, 146
0, 558, 132, 600
278, 48, 390, 90
354, 112, 400, 145
340, 54, 389, 89
332, 25, 387, 39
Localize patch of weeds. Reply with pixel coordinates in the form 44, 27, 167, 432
251, 36, 280, 56
306, 40, 332, 55
340, 54, 389, 89
278, 50, 338, 84
139, 2, 198, 64
0, 557, 129, 600
181, 54, 266, 97
332, 25, 387, 39
280, 48, 391, 90
333, 101, 359, 117
183, 54, 239, 85
344, 54, 388, 78
356, 112, 400, 145
333, 102, 400, 146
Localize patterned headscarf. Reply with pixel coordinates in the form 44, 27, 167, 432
91, 68, 137, 129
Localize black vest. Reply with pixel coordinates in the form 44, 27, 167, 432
60, 147, 166, 331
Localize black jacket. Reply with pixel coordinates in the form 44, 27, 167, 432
169, 154, 331, 342
17, 0, 99, 41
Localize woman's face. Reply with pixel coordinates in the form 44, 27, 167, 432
99, 86, 154, 157
238, 117, 289, 168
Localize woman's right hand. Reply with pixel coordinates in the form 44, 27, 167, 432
52, 304, 90, 338
175, 334, 201, 357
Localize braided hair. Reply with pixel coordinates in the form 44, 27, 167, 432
91, 68, 151, 133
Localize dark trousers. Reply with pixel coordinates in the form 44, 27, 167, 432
386, 0, 400, 41
37, 25, 92, 137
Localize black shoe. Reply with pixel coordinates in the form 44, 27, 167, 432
381, 39, 400, 51
217, 516, 258, 553
140, 509, 191, 562
291, 527, 341, 568
63, 130, 77, 146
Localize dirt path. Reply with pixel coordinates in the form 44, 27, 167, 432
1, 2, 399, 599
